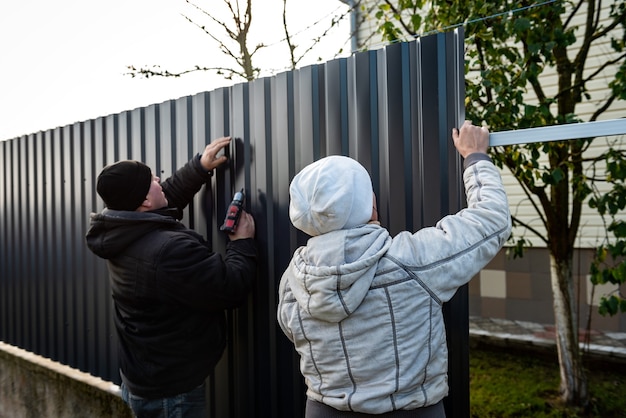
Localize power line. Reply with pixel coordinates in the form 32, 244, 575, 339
420, 0, 558, 38
365, 0, 558, 49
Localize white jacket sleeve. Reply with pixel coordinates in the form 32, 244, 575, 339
391, 159, 511, 302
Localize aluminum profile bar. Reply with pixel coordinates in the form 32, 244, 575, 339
489, 118, 626, 146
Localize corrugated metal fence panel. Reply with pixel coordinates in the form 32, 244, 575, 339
0, 29, 467, 417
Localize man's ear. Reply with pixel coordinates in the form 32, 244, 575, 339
370, 192, 378, 223
137, 197, 151, 212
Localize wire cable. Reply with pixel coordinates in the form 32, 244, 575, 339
366, 0, 559, 49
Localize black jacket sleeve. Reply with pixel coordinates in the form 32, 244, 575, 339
161, 155, 212, 219
157, 232, 258, 311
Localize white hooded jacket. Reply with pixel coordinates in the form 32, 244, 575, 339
277, 156, 511, 414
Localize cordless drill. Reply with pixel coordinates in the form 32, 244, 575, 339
220, 189, 245, 233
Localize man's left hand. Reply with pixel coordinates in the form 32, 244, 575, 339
200, 137, 231, 171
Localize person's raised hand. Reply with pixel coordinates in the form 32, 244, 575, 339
200, 137, 231, 171
229, 210, 256, 241
452, 121, 489, 159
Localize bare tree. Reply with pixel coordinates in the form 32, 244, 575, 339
126, 0, 260, 81
281, 0, 351, 70
126, 0, 352, 82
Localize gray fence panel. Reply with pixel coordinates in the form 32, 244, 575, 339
0, 30, 467, 417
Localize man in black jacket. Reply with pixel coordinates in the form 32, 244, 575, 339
86, 136, 257, 418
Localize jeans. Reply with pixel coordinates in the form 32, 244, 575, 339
121, 381, 207, 418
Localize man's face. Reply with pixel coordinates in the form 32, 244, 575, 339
145, 174, 168, 210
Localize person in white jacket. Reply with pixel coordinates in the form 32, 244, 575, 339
277, 121, 511, 417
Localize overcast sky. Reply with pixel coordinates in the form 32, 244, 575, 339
0, 0, 350, 141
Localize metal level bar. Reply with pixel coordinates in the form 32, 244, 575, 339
489, 118, 626, 146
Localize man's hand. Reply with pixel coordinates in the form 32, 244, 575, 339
229, 210, 256, 241
452, 121, 489, 158
200, 137, 231, 171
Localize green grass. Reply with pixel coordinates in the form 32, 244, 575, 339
469, 344, 626, 417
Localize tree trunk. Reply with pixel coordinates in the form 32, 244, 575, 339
550, 255, 588, 406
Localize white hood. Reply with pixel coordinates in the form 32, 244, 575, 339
284, 224, 392, 322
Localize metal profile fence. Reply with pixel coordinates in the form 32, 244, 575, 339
1, 29, 467, 417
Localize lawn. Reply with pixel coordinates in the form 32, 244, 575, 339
470, 344, 626, 417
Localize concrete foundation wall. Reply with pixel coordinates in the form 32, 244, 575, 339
0, 342, 132, 418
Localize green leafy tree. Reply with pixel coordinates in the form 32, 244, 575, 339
373, 0, 626, 408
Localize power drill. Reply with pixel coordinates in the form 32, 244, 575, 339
220, 189, 245, 233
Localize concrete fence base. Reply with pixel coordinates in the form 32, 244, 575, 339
0, 342, 132, 418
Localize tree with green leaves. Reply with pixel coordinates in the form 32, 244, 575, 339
373, 0, 626, 408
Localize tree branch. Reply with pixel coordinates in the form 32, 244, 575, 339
510, 214, 550, 245
125, 64, 248, 81
382, 0, 419, 36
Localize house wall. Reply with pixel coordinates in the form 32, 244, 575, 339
471, 248, 626, 332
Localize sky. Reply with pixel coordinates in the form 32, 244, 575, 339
0, 0, 350, 141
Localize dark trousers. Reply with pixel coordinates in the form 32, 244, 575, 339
121, 381, 207, 418
306, 399, 445, 418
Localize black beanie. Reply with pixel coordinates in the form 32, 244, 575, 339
96, 160, 152, 211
